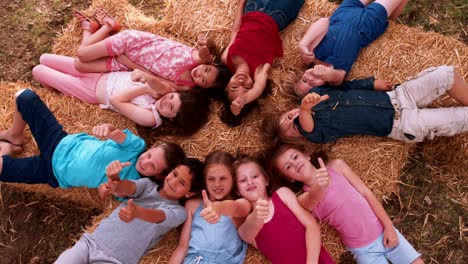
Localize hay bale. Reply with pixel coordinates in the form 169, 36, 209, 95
42, 0, 467, 262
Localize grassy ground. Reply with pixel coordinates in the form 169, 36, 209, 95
0, 0, 466, 263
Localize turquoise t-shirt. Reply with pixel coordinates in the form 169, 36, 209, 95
52, 129, 146, 188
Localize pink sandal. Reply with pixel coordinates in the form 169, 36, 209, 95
73, 10, 101, 33
93, 8, 121, 32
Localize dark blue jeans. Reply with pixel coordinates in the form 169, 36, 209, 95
245, 0, 305, 31
0, 89, 67, 187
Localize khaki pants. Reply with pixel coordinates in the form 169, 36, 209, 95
387, 66, 468, 142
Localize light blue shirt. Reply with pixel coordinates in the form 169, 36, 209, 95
52, 129, 146, 188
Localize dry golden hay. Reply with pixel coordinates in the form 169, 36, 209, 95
22, 0, 467, 262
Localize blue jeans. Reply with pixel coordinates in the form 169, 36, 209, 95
0, 89, 67, 187
244, 0, 305, 30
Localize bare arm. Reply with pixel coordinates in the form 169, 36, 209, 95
116, 54, 154, 75
118, 199, 167, 223
91, 124, 127, 144
109, 86, 158, 127
298, 92, 329, 133
169, 199, 200, 264
192, 34, 214, 64
277, 187, 321, 264
237, 209, 264, 247
298, 18, 330, 64
222, 0, 247, 64
331, 159, 399, 248
105, 161, 137, 197
131, 69, 189, 94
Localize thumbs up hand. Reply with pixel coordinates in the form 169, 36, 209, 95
106, 160, 131, 197
200, 190, 221, 224
254, 186, 269, 223
314, 158, 330, 188
119, 199, 137, 222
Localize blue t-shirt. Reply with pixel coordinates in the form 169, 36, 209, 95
52, 129, 146, 188
314, 0, 389, 73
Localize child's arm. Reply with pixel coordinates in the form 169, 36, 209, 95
238, 190, 269, 247
168, 199, 200, 264
105, 160, 137, 197
331, 159, 399, 248
298, 18, 330, 65
299, 92, 329, 132
298, 158, 330, 211
230, 63, 270, 115
192, 34, 214, 64
119, 199, 167, 223
221, 0, 247, 64
309, 65, 346, 87
374, 79, 394, 91
92, 123, 127, 144
131, 69, 180, 94
109, 86, 158, 127
116, 54, 155, 76
200, 190, 251, 223
277, 187, 321, 264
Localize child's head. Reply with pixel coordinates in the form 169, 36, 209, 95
269, 144, 311, 183
233, 156, 272, 202
204, 150, 235, 201
159, 91, 210, 132
279, 70, 326, 98
191, 63, 232, 90
262, 109, 303, 145
226, 70, 254, 102
136, 142, 186, 178
161, 157, 205, 200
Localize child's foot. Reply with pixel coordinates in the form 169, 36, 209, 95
0, 140, 23, 156
73, 10, 101, 33
0, 130, 24, 147
93, 8, 121, 32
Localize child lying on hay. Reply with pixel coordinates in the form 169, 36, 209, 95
0, 89, 186, 187
33, 54, 210, 130
72, 8, 231, 92
55, 158, 204, 264
264, 66, 468, 144
296, 0, 408, 89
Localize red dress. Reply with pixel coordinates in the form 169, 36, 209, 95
255, 191, 335, 264
227, 12, 283, 77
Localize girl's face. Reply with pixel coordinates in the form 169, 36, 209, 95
235, 162, 268, 202
162, 165, 194, 199
191, 64, 218, 88
156, 93, 181, 119
279, 109, 302, 138
226, 70, 254, 101
135, 146, 168, 177
205, 164, 234, 201
275, 148, 312, 182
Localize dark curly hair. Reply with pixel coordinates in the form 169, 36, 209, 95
173, 91, 211, 132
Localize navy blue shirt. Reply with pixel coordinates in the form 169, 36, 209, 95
294, 78, 394, 144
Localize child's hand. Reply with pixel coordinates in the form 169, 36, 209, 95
119, 199, 137, 222
196, 33, 208, 48
131, 69, 148, 84
106, 160, 130, 181
383, 227, 399, 248
144, 84, 162, 99
231, 95, 245, 116
98, 182, 112, 198
311, 64, 332, 79
92, 124, 116, 139
196, 33, 213, 63
374, 79, 394, 91
254, 187, 269, 223
300, 92, 329, 111
298, 44, 315, 64
314, 158, 329, 188
200, 190, 221, 224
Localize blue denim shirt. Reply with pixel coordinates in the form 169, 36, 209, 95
294, 77, 394, 144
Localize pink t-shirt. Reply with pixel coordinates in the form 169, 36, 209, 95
105, 30, 198, 87
312, 168, 383, 248
255, 191, 335, 264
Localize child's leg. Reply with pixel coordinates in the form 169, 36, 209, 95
39, 53, 84, 76
375, 0, 408, 19
395, 66, 464, 108
32, 64, 101, 104
54, 238, 90, 264
385, 228, 423, 264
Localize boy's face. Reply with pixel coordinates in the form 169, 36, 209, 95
156, 93, 181, 119
162, 165, 194, 199
136, 146, 168, 177
191, 64, 218, 88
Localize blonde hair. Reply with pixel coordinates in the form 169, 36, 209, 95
279, 71, 300, 99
